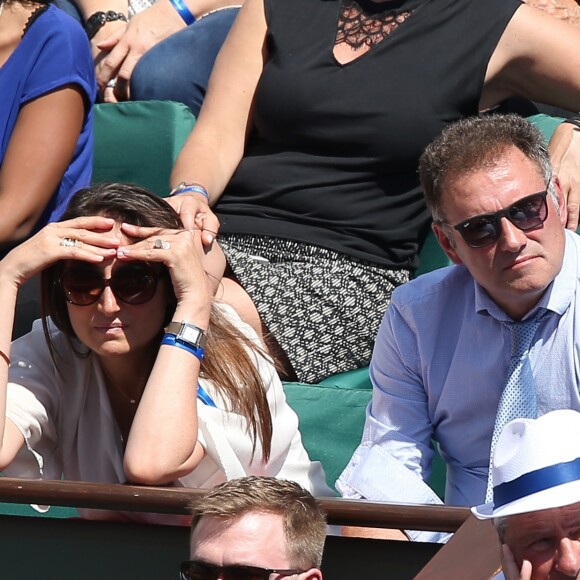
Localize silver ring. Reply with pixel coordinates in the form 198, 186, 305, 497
60, 237, 77, 248
154, 239, 171, 250
106, 78, 117, 89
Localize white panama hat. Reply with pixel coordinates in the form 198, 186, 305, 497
472, 409, 580, 520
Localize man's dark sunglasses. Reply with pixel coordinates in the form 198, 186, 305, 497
436, 190, 549, 248
180, 560, 305, 580
60, 262, 162, 306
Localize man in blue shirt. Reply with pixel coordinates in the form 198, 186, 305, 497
337, 114, 580, 543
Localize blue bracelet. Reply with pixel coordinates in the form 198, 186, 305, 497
161, 333, 204, 361
169, 182, 209, 200
168, 0, 195, 25
178, 185, 209, 200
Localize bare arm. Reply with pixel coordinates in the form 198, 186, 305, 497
72, 0, 129, 99
168, 0, 267, 235
482, 7, 580, 230
81, 0, 244, 101
483, 4, 580, 111
0, 217, 119, 470
0, 87, 85, 247
0, 265, 26, 468
119, 226, 212, 484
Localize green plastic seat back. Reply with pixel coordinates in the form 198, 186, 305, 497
92, 101, 196, 197
284, 370, 446, 498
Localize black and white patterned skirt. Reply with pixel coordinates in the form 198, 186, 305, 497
219, 234, 410, 384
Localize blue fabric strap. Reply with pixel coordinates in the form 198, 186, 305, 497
197, 383, 217, 408
177, 185, 208, 200
161, 332, 204, 361
494, 456, 580, 509
161, 333, 216, 407
168, 0, 196, 25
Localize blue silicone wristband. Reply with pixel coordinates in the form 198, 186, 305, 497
178, 185, 209, 200
161, 333, 204, 361
168, 0, 195, 25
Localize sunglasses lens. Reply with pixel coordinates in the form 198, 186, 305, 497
223, 569, 267, 580
457, 192, 548, 248
61, 264, 159, 306
180, 562, 219, 580
180, 563, 269, 580
508, 193, 547, 230
459, 215, 499, 248
61, 269, 104, 305
111, 265, 157, 305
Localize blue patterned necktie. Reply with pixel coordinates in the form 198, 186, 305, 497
485, 314, 544, 502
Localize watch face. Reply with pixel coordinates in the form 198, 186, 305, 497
181, 325, 201, 344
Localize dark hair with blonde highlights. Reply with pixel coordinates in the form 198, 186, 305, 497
190, 476, 327, 568
41, 183, 273, 461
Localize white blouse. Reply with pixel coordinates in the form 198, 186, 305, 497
4, 304, 332, 523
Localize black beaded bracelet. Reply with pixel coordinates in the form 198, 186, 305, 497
85, 11, 128, 40
562, 116, 580, 130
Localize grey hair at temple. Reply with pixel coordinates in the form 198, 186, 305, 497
419, 114, 557, 223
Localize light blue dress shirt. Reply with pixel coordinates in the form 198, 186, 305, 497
337, 230, 580, 543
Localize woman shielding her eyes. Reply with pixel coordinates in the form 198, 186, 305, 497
0, 183, 331, 524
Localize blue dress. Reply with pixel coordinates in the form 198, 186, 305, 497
0, 4, 96, 235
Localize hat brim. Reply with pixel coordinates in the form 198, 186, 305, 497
472, 479, 580, 520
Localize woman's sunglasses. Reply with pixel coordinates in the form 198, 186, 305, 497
180, 560, 305, 580
437, 190, 549, 249
60, 262, 162, 306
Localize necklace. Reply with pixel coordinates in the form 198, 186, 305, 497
107, 378, 142, 406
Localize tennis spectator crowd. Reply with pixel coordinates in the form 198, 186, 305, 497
4, 0, 580, 576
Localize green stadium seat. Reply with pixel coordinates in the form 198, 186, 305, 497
92, 100, 196, 197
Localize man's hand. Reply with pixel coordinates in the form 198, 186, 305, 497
501, 544, 533, 580
549, 121, 580, 231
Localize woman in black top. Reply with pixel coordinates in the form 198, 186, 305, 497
170, 0, 580, 383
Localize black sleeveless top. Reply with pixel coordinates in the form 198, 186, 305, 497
215, 0, 522, 269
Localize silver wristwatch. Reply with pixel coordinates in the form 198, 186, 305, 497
169, 182, 189, 197
165, 321, 208, 349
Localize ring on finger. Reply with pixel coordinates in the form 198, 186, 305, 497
106, 78, 117, 89
154, 239, 171, 250
60, 237, 78, 248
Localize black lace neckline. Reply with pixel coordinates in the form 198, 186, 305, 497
22, 4, 48, 38
335, 0, 429, 51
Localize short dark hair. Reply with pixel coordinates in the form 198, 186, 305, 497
190, 476, 327, 568
419, 114, 553, 221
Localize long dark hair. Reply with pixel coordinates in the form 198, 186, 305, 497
41, 183, 273, 461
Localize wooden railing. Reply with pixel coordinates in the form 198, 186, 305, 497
0, 476, 469, 532
0, 477, 501, 579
